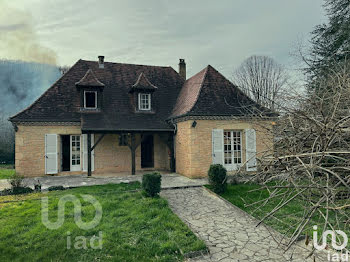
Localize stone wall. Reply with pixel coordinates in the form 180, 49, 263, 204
15, 125, 81, 177
94, 133, 170, 174
175, 119, 274, 178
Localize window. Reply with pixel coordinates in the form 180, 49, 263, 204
71, 135, 80, 166
224, 130, 242, 165
138, 93, 151, 110
119, 134, 129, 146
84, 91, 97, 109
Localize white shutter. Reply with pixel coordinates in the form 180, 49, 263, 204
245, 129, 257, 171
45, 134, 58, 174
82, 134, 95, 172
212, 129, 224, 165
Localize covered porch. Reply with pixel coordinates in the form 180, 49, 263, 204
83, 130, 176, 177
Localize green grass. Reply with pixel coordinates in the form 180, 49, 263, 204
208, 184, 350, 240
0, 183, 206, 262
0, 166, 15, 179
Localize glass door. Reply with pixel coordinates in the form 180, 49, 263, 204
70, 135, 81, 171
223, 131, 242, 171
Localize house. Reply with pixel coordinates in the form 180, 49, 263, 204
9, 57, 275, 178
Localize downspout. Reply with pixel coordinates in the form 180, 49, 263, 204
169, 119, 177, 172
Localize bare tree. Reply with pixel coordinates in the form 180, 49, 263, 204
232, 55, 289, 111
59, 66, 70, 75
246, 61, 350, 256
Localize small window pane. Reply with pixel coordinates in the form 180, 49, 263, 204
139, 93, 151, 110
85, 92, 96, 108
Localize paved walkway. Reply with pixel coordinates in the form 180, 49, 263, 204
161, 187, 328, 262
0, 173, 207, 191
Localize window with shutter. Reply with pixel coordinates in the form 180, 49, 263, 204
245, 129, 257, 171
212, 129, 224, 165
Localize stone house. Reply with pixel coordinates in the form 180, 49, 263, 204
10, 57, 275, 178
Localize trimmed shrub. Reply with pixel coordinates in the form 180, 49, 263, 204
208, 164, 227, 194
48, 186, 65, 191
142, 172, 162, 197
12, 187, 33, 195
0, 187, 33, 196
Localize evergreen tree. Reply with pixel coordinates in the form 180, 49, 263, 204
308, 0, 350, 85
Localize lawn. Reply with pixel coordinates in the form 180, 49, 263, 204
210, 184, 350, 240
0, 183, 206, 262
0, 165, 15, 179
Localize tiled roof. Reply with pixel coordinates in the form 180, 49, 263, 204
10, 59, 184, 131
75, 69, 105, 87
171, 65, 275, 118
171, 66, 208, 118
10, 59, 274, 131
129, 72, 158, 93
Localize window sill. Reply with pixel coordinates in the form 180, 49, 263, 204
135, 109, 155, 114
80, 108, 101, 113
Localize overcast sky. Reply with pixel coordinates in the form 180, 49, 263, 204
2, 0, 326, 78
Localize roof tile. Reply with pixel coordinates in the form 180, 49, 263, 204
75, 69, 105, 87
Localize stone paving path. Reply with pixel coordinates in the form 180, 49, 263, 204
161, 187, 328, 262
0, 173, 207, 191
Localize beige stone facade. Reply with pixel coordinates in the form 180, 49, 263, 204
175, 119, 274, 178
93, 133, 170, 174
15, 119, 273, 178
15, 124, 170, 177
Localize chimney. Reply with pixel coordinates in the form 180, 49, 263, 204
178, 58, 186, 80
98, 56, 104, 69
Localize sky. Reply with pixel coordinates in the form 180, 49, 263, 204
1, 0, 326, 78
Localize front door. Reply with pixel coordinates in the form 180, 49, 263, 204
70, 135, 81, 171
61, 135, 70, 171
141, 135, 154, 168
223, 130, 242, 171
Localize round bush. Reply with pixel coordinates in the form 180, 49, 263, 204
142, 172, 162, 197
208, 164, 227, 194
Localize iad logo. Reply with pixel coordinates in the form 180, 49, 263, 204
313, 225, 349, 262
313, 225, 348, 251
41, 194, 103, 249
42, 194, 102, 230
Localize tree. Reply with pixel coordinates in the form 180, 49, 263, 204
308, 0, 350, 85
0, 114, 14, 164
253, 61, 350, 254
232, 55, 289, 111
59, 66, 70, 75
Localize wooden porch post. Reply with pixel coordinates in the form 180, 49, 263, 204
127, 133, 148, 175
130, 133, 136, 175
168, 134, 175, 172
87, 133, 92, 177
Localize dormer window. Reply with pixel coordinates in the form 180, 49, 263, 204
76, 68, 104, 111
129, 73, 157, 112
84, 91, 97, 109
138, 93, 151, 110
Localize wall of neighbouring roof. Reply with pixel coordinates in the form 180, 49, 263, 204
175, 119, 274, 178
15, 125, 170, 177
